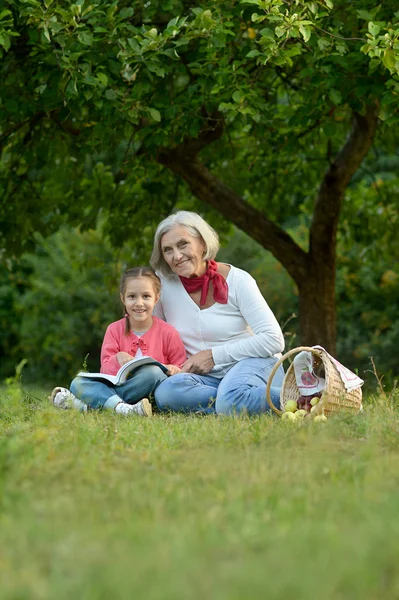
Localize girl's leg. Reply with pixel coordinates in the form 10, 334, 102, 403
154, 373, 220, 414
49, 387, 87, 412
70, 377, 122, 411
116, 365, 167, 404
215, 357, 284, 416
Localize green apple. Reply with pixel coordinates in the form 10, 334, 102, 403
310, 405, 318, 413
313, 414, 327, 423
282, 411, 297, 421
284, 400, 298, 413
310, 396, 320, 406
295, 409, 308, 419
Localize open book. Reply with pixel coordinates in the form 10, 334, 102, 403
77, 356, 168, 385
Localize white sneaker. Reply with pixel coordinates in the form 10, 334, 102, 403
115, 399, 152, 417
49, 387, 76, 409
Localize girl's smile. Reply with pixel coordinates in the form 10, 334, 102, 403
121, 277, 159, 332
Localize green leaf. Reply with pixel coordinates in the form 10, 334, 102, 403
357, 10, 372, 20
145, 62, 165, 77
382, 48, 396, 71
329, 88, 342, 105
318, 37, 330, 51
259, 28, 274, 39
127, 38, 140, 53
368, 22, 380, 37
0, 9, 12, 20
167, 16, 179, 28
119, 7, 134, 19
0, 33, 10, 52
299, 24, 311, 43
232, 90, 244, 103
66, 78, 78, 96
148, 107, 161, 122
96, 73, 108, 86
324, 0, 333, 9
246, 50, 261, 58
105, 89, 117, 100
78, 31, 93, 46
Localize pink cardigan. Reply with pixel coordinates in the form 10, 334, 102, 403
100, 316, 187, 376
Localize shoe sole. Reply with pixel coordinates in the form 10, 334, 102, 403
141, 398, 153, 418
49, 387, 63, 404
49, 387, 73, 409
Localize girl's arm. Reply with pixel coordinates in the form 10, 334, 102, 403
165, 364, 181, 376
100, 325, 129, 375
164, 328, 187, 375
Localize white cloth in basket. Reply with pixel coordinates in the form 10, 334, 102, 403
313, 345, 364, 391
293, 351, 326, 396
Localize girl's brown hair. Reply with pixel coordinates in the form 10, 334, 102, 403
120, 267, 161, 334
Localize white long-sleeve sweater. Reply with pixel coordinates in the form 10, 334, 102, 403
154, 265, 285, 378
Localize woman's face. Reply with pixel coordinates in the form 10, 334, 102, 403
161, 225, 207, 278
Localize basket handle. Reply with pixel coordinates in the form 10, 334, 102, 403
266, 346, 324, 415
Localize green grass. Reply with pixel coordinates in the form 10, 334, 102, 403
1, 384, 399, 600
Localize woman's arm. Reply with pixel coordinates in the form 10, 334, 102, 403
211, 270, 285, 365
181, 349, 215, 374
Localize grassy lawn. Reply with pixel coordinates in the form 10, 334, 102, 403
1, 384, 399, 600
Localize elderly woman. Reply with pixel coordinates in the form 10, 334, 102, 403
151, 211, 284, 415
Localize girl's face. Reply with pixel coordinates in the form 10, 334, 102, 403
121, 277, 159, 331
161, 225, 207, 278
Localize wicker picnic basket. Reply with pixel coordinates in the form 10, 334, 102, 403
266, 346, 363, 418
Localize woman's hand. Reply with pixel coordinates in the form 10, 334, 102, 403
116, 352, 134, 366
165, 364, 181, 376
181, 350, 215, 375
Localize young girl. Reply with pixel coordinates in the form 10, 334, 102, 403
49, 267, 187, 417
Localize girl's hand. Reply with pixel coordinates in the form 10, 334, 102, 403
165, 364, 181, 376
181, 350, 215, 375
116, 352, 134, 366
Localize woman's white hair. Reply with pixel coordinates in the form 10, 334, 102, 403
150, 211, 220, 277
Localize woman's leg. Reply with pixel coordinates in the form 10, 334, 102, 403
117, 365, 167, 404
154, 373, 220, 414
215, 357, 284, 416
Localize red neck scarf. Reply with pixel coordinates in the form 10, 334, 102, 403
179, 260, 229, 306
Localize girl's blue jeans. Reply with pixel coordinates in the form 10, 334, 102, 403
154, 357, 284, 416
70, 365, 167, 411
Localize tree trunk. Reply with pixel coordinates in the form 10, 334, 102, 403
297, 262, 337, 351
157, 106, 379, 354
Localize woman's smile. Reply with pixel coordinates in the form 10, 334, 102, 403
161, 225, 207, 278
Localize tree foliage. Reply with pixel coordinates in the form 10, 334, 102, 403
1, 0, 399, 351
10, 226, 133, 384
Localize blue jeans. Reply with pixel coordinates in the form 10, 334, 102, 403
154, 357, 284, 416
70, 365, 167, 411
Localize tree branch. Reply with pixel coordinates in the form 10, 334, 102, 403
0, 112, 45, 150
309, 105, 379, 262
157, 117, 308, 282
